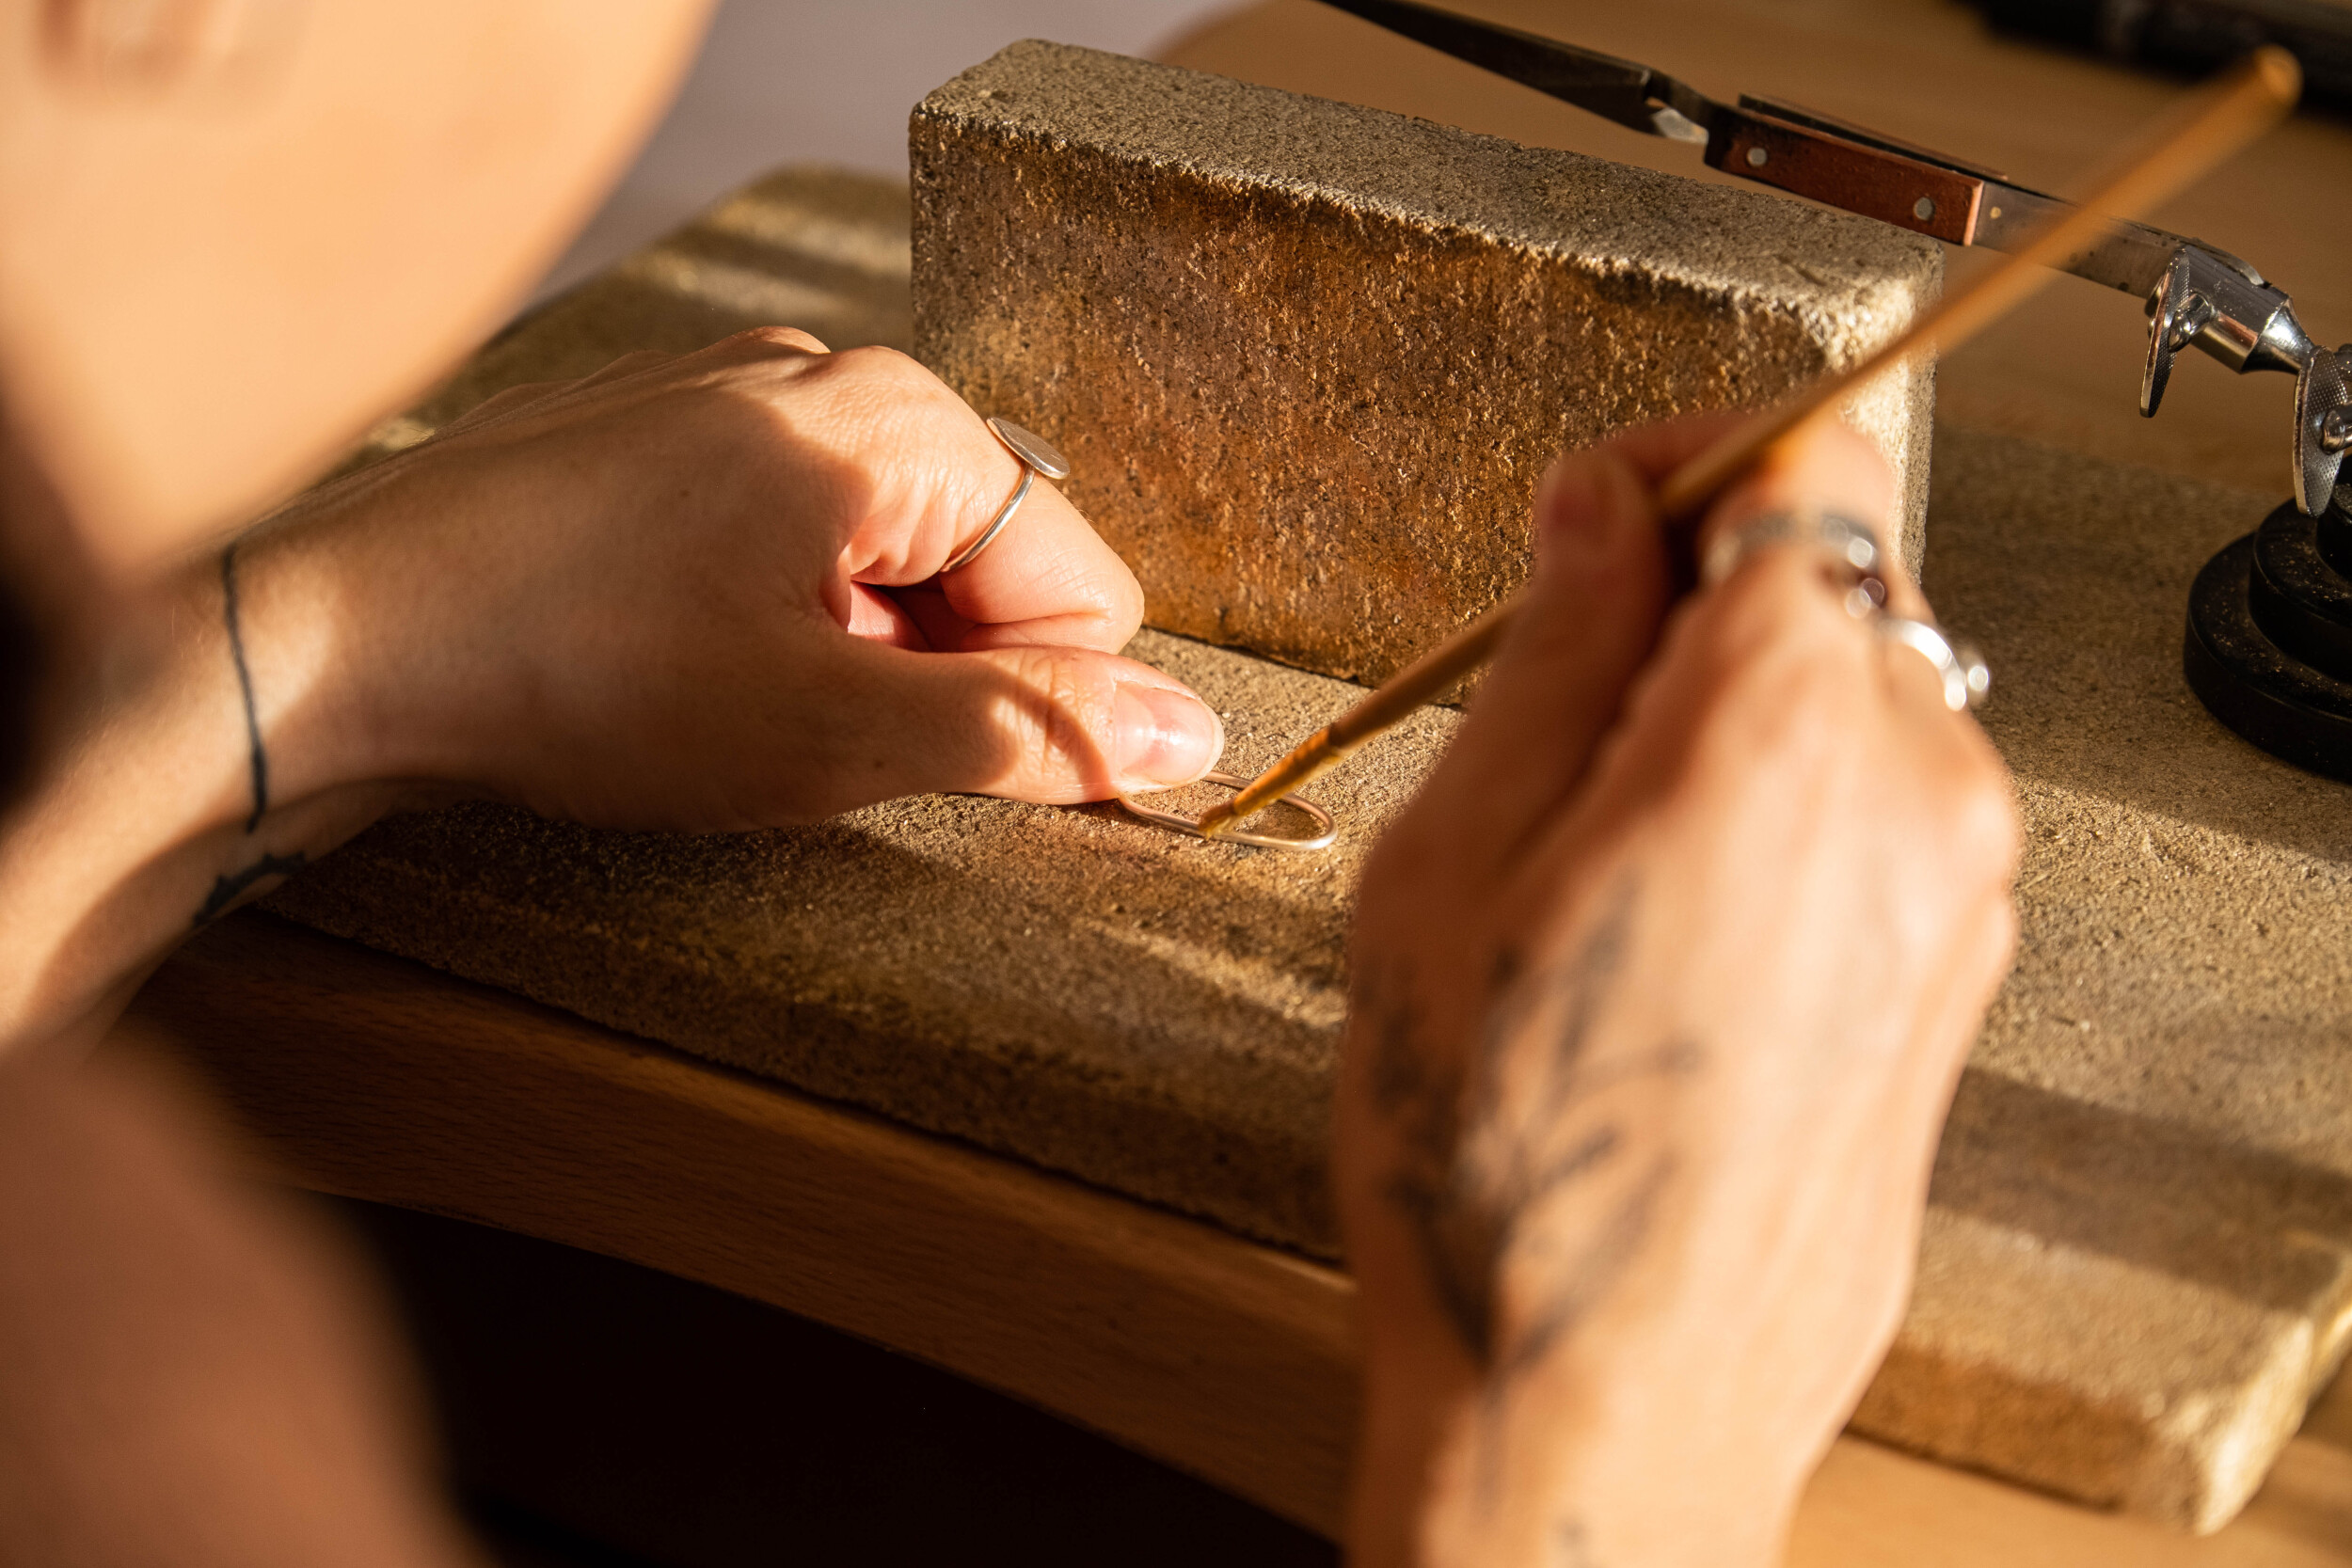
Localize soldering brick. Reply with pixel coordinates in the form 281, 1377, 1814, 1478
912, 41, 1943, 685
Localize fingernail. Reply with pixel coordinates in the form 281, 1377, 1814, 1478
1114, 682, 1223, 787
1541, 455, 1642, 565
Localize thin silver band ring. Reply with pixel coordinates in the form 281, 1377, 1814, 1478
1703, 507, 1888, 615
1709, 508, 1991, 710
943, 466, 1032, 574
1880, 616, 1991, 712
1702, 508, 1883, 582
943, 416, 1071, 574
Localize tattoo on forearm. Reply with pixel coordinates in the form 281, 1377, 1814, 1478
1368, 880, 1701, 1383
222, 544, 269, 832
195, 851, 309, 926
195, 543, 306, 927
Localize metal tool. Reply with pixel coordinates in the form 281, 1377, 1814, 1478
1315, 0, 2352, 513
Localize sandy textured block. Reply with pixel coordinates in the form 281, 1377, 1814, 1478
912, 42, 1941, 685
272, 628, 1454, 1251
262, 168, 2352, 1532
1869, 429, 2352, 1531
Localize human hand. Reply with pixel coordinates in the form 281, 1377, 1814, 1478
1337, 420, 2018, 1567
0, 329, 1233, 1053
249, 327, 1222, 830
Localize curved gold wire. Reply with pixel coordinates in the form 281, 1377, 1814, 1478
1117, 770, 1337, 852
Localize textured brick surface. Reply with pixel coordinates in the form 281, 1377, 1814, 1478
911, 41, 1941, 686
1878, 428, 2352, 1531
268, 168, 2352, 1533
272, 627, 1454, 1253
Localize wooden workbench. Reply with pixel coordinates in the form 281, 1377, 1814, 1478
124, 911, 2352, 1562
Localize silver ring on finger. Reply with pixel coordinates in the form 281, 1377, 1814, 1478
1701, 506, 1888, 616
1880, 615, 1991, 712
943, 416, 1072, 574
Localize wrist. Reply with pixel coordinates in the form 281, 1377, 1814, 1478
142, 531, 423, 854
0, 533, 411, 1048
224, 500, 408, 804
226, 460, 517, 808
248, 448, 577, 809
1347, 1260, 1798, 1568
1355, 1355, 1794, 1568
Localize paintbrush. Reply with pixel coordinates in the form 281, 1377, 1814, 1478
1192, 45, 2301, 842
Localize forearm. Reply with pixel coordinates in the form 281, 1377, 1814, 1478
0, 1058, 492, 1568
1352, 1318, 1798, 1568
1344, 1035, 1803, 1568
0, 529, 426, 1053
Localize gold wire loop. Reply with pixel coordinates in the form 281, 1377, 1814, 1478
1117, 770, 1338, 852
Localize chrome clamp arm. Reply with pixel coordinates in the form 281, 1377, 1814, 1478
2137, 243, 2351, 515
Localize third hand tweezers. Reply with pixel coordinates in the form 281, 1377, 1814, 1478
1315, 0, 2351, 514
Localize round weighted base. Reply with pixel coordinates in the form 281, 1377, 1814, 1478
2248, 502, 2352, 674
2185, 522, 2352, 784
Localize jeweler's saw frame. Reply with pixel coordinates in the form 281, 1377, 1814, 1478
1319, 0, 2351, 514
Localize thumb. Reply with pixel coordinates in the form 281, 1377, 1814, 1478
834, 641, 1226, 806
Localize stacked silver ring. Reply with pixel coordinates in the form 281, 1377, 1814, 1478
942, 416, 1073, 574
1882, 615, 1993, 712
1704, 507, 1989, 713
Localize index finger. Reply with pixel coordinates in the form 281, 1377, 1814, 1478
831, 380, 1144, 654
1565, 411, 1924, 617
933, 458, 1147, 654
1599, 410, 1756, 486
1699, 418, 1925, 620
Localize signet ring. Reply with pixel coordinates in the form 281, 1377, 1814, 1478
943, 416, 1072, 574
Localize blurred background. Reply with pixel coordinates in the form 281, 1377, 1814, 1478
538, 0, 1244, 299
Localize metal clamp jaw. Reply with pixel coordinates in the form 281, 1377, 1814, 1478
2140, 244, 2352, 515
1311, 0, 2349, 513
1686, 93, 2352, 517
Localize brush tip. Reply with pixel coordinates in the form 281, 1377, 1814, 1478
2251, 45, 2303, 107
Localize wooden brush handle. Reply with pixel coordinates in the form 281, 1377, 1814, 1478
1201, 47, 2300, 840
